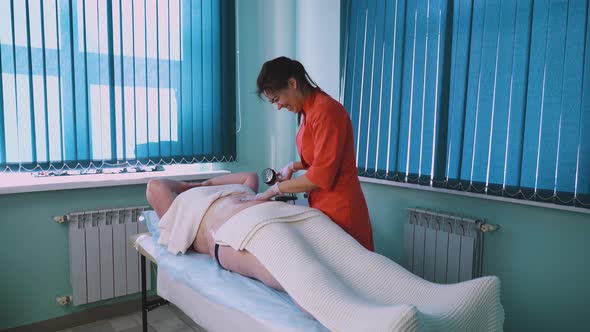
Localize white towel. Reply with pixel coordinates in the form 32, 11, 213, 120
158, 184, 254, 255
215, 202, 504, 332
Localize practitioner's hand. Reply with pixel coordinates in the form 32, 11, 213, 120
239, 193, 265, 202
239, 192, 273, 202
277, 161, 295, 182
239, 184, 281, 202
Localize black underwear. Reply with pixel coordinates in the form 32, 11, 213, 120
214, 243, 226, 270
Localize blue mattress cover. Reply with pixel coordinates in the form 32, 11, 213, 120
142, 210, 328, 331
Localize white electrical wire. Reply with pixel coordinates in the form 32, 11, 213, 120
235, 0, 242, 133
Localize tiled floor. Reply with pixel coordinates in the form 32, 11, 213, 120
57, 304, 207, 332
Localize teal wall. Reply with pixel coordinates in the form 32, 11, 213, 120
363, 181, 590, 332
0, 186, 150, 328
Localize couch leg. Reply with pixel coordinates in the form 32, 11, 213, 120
141, 255, 148, 332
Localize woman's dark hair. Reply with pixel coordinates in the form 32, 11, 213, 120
256, 56, 320, 99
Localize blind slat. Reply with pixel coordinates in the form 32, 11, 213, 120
554, 1, 586, 194
382, 0, 404, 176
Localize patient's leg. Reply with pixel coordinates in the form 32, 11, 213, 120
217, 245, 313, 317
216, 245, 285, 291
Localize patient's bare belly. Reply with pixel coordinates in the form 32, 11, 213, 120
192, 193, 264, 256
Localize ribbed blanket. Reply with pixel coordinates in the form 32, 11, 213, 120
215, 202, 504, 332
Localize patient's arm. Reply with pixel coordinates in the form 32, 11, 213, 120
146, 172, 259, 218
200, 172, 259, 192
146, 179, 184, 218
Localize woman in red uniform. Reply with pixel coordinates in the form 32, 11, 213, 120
251, 56, 374, 251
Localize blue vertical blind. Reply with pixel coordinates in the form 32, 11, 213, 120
0, 0, 235, 172
341, 0, 590, 208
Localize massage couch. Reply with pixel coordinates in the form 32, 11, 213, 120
131, 210, 329, 332
130, 186, 504, 331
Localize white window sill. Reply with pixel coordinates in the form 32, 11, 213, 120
0, 165, 230, 195
360, 176, 590, 216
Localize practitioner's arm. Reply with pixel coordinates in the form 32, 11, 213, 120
274, 174, 319, 194
245, 174, 319, 202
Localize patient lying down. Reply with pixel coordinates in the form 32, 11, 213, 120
147, 172, 285, 290
147, 172, 504, 332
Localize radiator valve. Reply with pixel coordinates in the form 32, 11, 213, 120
478, 222, 500, 233
56, 295, 72, 306
53, 215, 68, 224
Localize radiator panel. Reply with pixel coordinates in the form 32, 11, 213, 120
459, 235, 476, 282
68, 218, 87, 305
404, 209, 485, 284
434, 228, 449, 284
412, 224, 426, 277
446, 231, 461, 284
112, 212, 127, 297
68, 206, 151, 305
99, 212, 114, 300
124, 210, 140, 295
423, 226, 437, 281
85, 214, 100, 303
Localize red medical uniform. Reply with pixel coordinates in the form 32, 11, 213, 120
296, 89, 374, 251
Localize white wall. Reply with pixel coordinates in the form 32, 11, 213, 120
295, 0, 341, 99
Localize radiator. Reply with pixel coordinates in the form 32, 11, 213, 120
66, 206, 152, 305
403, 208, 498, 284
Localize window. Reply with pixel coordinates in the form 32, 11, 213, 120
0, 0, 235, 172
341, 0, 590, 208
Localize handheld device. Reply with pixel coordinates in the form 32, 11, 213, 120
261, 168, 297, 203
263, 168, 277, 185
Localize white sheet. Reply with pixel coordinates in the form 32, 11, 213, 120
139, 210, 328, 332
